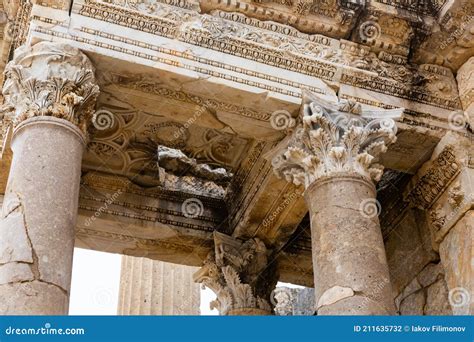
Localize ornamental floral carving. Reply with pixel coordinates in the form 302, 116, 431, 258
1, 42, 100, 135
193, 231, 277, 315
272, 91, 404, 188
404, 145, 460, 210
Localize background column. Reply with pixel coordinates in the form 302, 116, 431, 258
118, 256, 200, 315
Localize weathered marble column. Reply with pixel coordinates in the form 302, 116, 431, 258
0, 42, 99, 314
118, 256, 201, 315
194, 231, 278, 315
272, 91, 403, 315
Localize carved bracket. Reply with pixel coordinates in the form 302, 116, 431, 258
193, 231, 278, 315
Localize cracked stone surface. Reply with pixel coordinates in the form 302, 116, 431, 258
0, 281, 69, 315
317, 285, 354, 309
0, 117, 85, 314
305, 175, 395, 315
0, 211, 33, 264
0, 262, 34, 285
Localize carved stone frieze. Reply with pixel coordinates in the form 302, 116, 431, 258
200, 0, 363, 38
34, 0, 71, 9
193, 231, 277, 315
1, 42, 100, 135
404, 145, 460, 210
413, 0, 474, 71
272, 91, 403, 188
72, 0, 461, 110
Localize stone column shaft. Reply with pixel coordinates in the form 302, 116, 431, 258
272, 90, 403, 315
0, 118, 85, 314
0, 41, 99, 314
306, 176, 393, 314
118, 256, 200, 315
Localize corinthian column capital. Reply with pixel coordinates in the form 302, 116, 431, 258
272, 91, 404, 188
2, 42, 100, 135
193, 232, 278, 315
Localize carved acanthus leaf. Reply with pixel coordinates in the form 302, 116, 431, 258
193, 232, 275, 315
2, 42, 100, 135
272, 91, 403, 187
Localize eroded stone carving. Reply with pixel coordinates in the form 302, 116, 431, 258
1, 42, 100, 135
404, 145, 460, 210
272, 91, 403, 188
193, 231, 277, 315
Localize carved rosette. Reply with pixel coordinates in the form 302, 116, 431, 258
272, 91, 404, 188
2, 42, 100, 135
193, 232, 277, 315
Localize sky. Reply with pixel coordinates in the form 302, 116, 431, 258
69, 248, 300, 315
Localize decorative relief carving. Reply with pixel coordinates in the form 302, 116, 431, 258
272, 91, 403, 188
414, 1, 474, 70
72, 0, 461, 110
193, 231, 277, 315
101, 72, 273, 121
457, 57, 474, 110
81, 94, 249, 192
1, 42, 100, 135
35, 0, 71, 10
404, 145, 461, 210
430, 204, 447, 231
199, 0, 362, 37
448, 182, 465, 208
